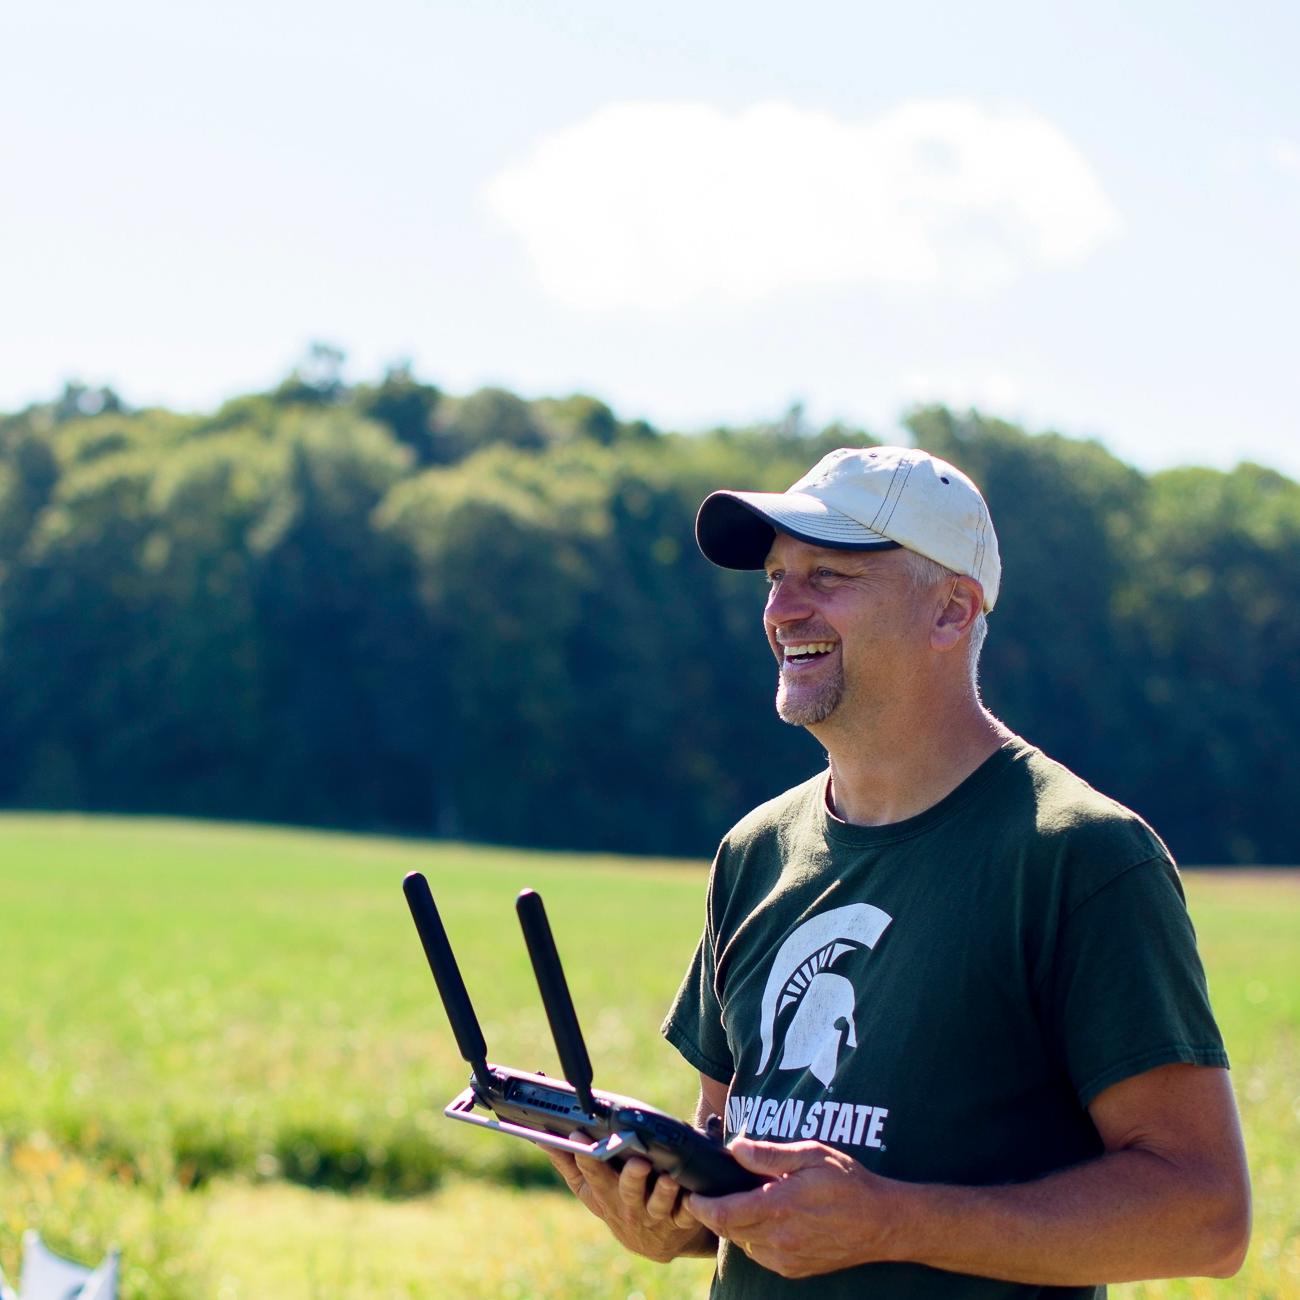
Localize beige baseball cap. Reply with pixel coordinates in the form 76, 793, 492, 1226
695, 445, 1001, 611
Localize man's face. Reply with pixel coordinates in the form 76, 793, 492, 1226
762, 533, 930, 730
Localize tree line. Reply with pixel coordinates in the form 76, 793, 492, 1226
1, 355, 1296, 864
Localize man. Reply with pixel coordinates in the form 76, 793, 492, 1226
544, 446, 1250, 1297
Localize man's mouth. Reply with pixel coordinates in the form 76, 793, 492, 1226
782, 641, 837, 664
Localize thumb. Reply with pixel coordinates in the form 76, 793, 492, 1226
728, 1136, 825, 1175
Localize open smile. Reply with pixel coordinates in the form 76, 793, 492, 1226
781, 641, 838, 669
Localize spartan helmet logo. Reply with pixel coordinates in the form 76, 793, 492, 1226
757, 903, 892, 1087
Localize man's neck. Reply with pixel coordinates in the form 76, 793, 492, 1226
818, 701, 1013, 828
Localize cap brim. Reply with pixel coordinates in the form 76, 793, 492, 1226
695, 490, 900, 569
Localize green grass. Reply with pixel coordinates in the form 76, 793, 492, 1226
0, 817, 1296, 1297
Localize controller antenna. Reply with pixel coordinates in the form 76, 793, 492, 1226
516, 889, 598, 1116
402, 872, 491, 1089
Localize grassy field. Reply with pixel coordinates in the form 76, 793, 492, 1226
0, 816, 1295, 1298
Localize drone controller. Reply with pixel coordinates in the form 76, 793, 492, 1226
402, 872, 763, 1196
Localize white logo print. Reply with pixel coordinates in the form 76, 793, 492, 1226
756, 903, 892, 1087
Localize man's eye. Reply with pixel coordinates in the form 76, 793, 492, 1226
764, 571, 783, 585
816, 568, 839, 580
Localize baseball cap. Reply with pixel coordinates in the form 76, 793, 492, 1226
695, 445, 1001, 612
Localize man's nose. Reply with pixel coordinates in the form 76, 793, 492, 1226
765, 577, 815, 625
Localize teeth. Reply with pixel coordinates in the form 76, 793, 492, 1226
785, 642, 836, 658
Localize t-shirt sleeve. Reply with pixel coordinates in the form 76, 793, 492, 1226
1042, 857, 1229, 1107
661, 911, 735, 1085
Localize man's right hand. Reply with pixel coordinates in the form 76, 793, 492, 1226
542, 1137, 718, 1262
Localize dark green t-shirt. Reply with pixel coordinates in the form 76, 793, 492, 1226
662, 737, 1228, 1299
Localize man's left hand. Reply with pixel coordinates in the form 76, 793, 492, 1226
686, 1136, 903, 1278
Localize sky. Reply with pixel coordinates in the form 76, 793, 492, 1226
2, 0, 1298, 477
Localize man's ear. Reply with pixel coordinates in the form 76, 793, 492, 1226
930, 576, 983, 653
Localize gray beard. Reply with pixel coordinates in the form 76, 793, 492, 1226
775, 662, 845, 727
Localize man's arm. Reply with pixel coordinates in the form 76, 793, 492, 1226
540, 1072, 730, 1262
686, 1063, 1251, 1283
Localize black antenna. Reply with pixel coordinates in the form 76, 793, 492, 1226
402, 872, 491, 1087
515, 889, 597, 1116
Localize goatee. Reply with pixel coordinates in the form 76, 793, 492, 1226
775, 664, 844, 727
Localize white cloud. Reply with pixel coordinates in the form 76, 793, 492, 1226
1270, 138, 1300, 175
484, 99, 1122, 311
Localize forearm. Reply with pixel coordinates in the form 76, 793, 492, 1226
895, 1148, 1249, 1285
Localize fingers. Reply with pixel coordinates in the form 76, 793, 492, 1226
567, 1128, 607, 1180
643, 1168, 684, 1223
685, 1192, 725, 1235
540, 1146, 584, 1195
608, 1157, 689, 1227
671, 1194, 701, 1231
685, 1184, 773, 1237
543, 1132, 707, 1248
616, 1156, 654, 1209
728, 1136, 823, 1175
574, 1144, 622, 1192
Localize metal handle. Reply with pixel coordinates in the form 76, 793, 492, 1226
442, 1087, 646, 1161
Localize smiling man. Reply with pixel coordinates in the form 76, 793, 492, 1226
543, 446, 1250, 1298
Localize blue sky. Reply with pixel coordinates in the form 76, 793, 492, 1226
2, 0, 1297, 476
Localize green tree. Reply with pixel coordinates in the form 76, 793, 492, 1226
1, 377, 1294, 863
436, 387, 545, 459
1116, 463, 1300, 862
905, 407, 1148, 797
532, 394, 619, 447
246, 412, 431, 830
354, 363, 442, 465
